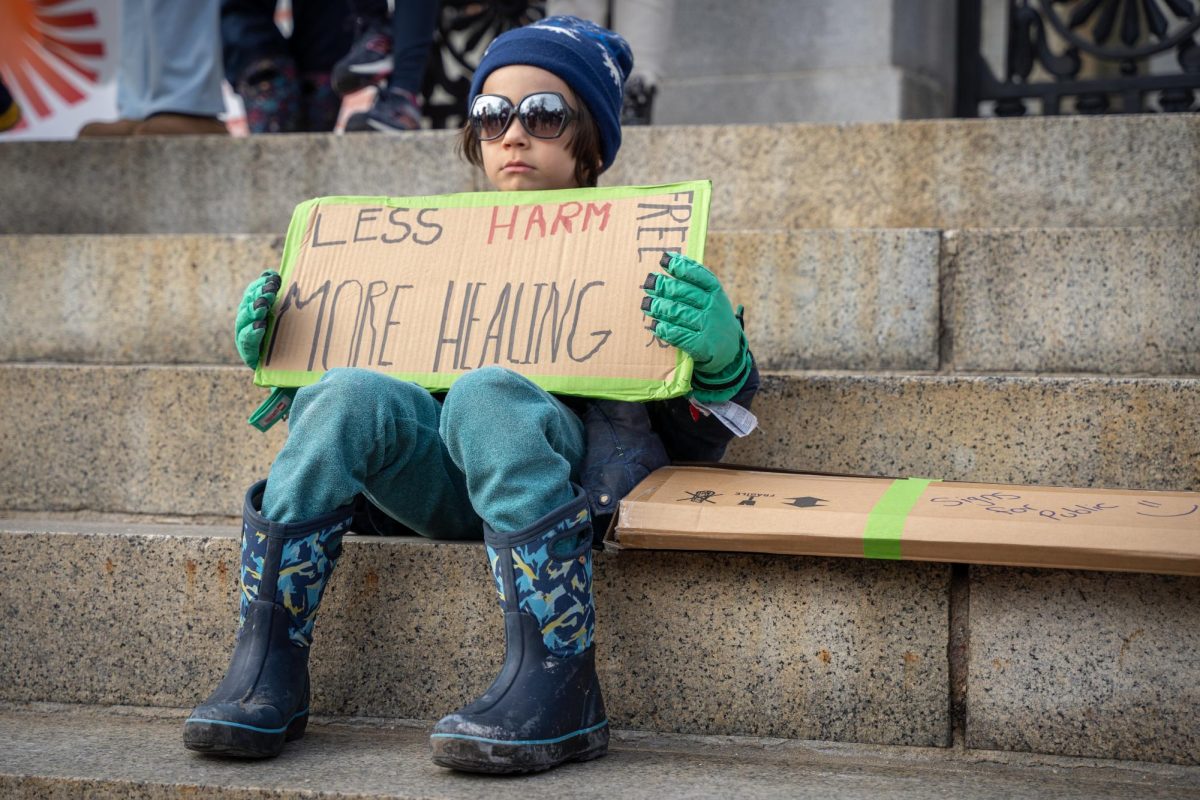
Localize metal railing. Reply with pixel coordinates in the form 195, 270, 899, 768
420, 1, 546, 129
956, 0, 1200, 116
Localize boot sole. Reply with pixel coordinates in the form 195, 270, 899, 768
183, 712, 307, 759
431, 723, 609, 774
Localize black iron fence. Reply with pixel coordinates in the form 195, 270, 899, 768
956, 0, 1200, 116
420, 1, 546, 129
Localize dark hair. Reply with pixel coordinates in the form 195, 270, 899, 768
458, 89, 604, 188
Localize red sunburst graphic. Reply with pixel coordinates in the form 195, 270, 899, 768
0, 0, 107, 128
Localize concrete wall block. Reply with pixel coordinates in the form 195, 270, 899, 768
656, 68, 906, 126
661, 0, 893, 77
711, 229, 940, 371
0, 235, 283, 365
726, 373, 1200, 492
968, 566, 1200, 764
944, 228, 1200, 374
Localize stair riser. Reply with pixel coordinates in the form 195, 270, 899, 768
7, 227, 1198, 374
3, 116, 1197, 235
0, 230, 943, 371
0, 528, 951, 746
1, 367, 1196, 518
728, 373, 1200, 493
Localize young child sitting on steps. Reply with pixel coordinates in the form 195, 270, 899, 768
183, 16, 759, 774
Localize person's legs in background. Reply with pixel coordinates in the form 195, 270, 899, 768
332, 0, 393, 96
221, 0, 301, 132
344, 0, 438, 133
288, 0, 353, 131
81, 0, 226, 137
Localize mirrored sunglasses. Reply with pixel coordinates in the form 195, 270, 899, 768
469, 92, 577, 141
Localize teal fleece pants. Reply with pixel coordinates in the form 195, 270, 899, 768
261, 366, 586, 536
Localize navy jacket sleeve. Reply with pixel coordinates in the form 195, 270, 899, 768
647, 356, 760, 463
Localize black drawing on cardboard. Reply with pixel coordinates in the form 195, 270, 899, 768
784, 496, 827, 509
677, 489, 720, 504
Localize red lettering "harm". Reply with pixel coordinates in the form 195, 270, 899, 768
487, 202, 611, 244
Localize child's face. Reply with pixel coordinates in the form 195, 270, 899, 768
478, 65, 583, 192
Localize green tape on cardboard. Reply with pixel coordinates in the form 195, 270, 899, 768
863, 478, 937, 560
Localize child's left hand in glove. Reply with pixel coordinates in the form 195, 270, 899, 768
641, 252, 752, 404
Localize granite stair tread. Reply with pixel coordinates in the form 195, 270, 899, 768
2, 703, 1198, 800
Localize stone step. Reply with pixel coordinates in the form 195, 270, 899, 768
0, 229, 941, 372
2, 115, 1196, 235
1, 519, 1197, 764
2, 705, 1198, 800
0, 520, 950, 748
5, 226, 1198, 374
0, 366, 1195, 518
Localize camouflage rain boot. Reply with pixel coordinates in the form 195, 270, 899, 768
430, 485, 609, 773
183, 480, 352, 758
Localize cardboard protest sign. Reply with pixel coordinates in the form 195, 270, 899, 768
609, 466, 1200, 576
255, 182, 711, 401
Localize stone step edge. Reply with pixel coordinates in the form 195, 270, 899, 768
3, 363, 1199, 381
3, 701, 1197, 789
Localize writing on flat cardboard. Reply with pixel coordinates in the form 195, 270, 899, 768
925, 491, 1197, 522
261, 187, 709, 397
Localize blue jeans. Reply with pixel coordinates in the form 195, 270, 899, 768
117, 0, 225, 118
262, 367, 586, 537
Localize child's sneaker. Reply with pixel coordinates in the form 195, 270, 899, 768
237, 56, 301, 134
332, 23, 394, 96
344, 87, 421, 133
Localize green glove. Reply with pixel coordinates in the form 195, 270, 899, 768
234, 270, 282, 370
642, 252, 752, 403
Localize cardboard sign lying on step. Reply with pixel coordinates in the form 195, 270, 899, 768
255, 182, 712, 402
608, 466, 1200, 576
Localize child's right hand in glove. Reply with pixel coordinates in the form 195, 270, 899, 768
234, 270, 281, 370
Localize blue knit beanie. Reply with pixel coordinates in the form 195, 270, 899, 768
468, 16, 633, 172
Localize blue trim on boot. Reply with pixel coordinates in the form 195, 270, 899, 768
184, 482, 353, 759
431, 485, 608, 774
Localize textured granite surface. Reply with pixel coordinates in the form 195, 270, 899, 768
0, 235, 283, 364
0, 132, 474, 236
3, 705, 1198, 800
945, 228, 1200, 374
2, 116, 1197, 234
608, 115, 1200, 231
1, 230, 940, 371
0, 365, 281, 516
727, 373, 1200, 492
4, 367, 1198, 517
967, 566, 1200, 765
0, 523, 950, 745
710, 229, 940, 370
